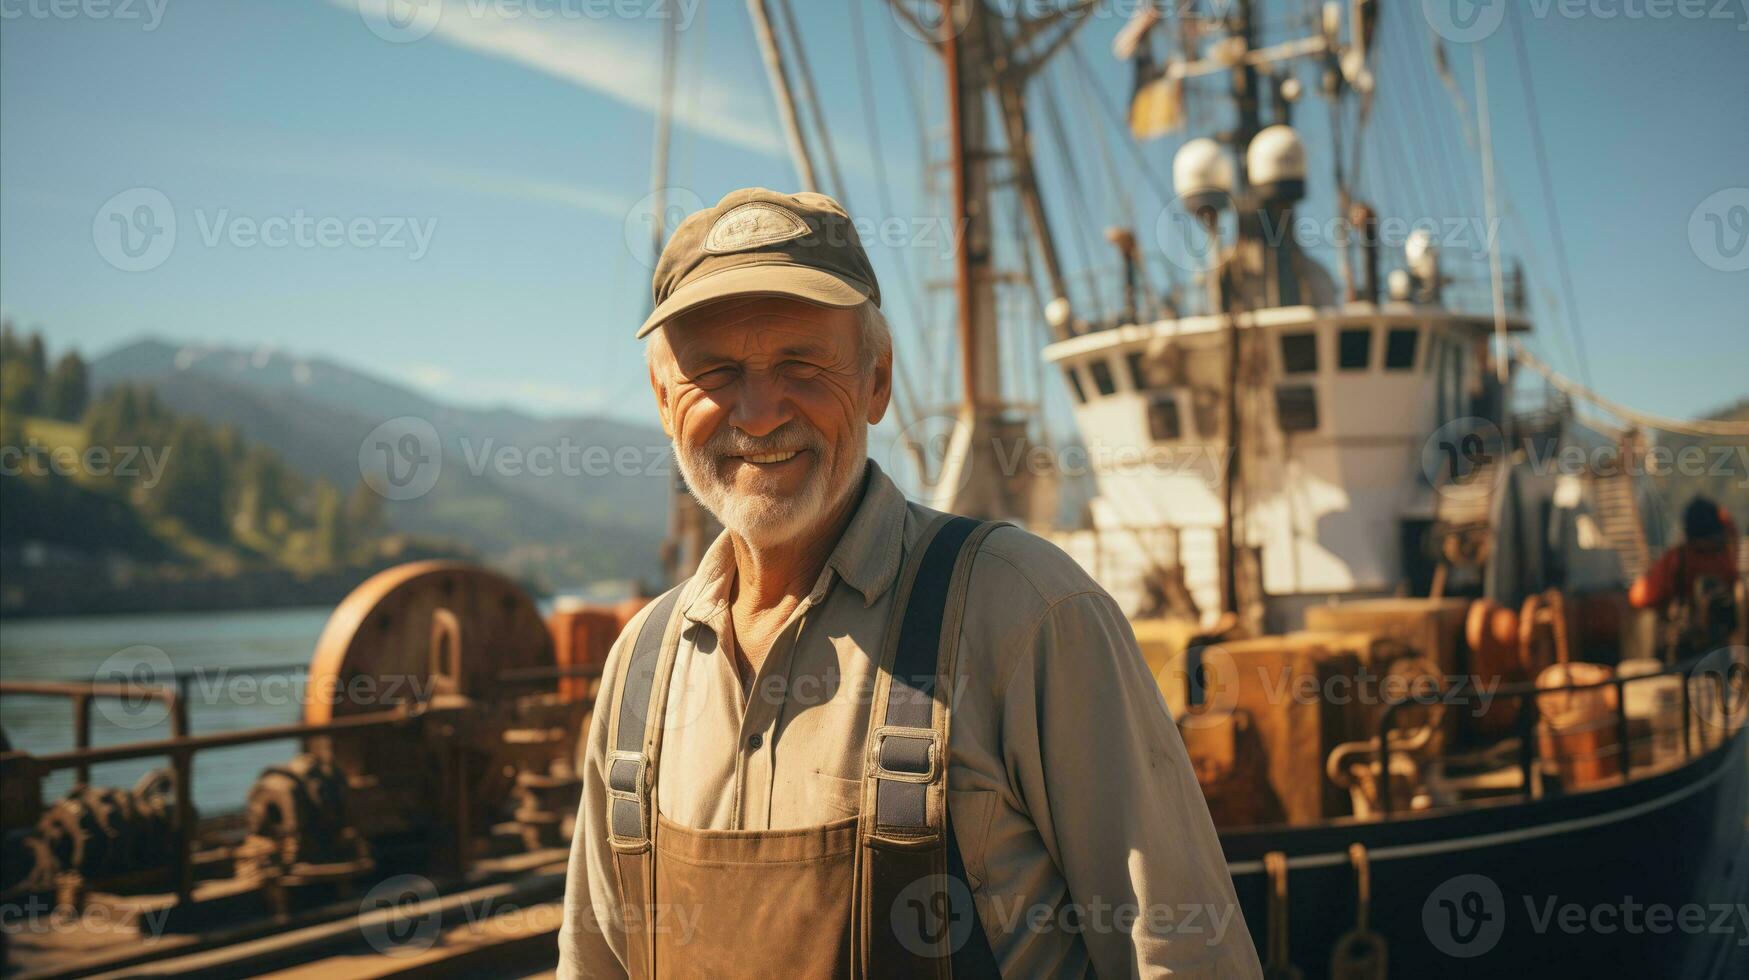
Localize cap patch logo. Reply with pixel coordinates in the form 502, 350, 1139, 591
703, 202, 809, 254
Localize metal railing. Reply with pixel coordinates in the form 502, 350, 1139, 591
0, 661, 607, 903
1371, 649, 1747, 814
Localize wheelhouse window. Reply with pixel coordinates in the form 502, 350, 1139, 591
1089, 358, 1118, 397
1145, 394, 1182, 441
1280, 331, 1318, 375
1125, 351, 1149, 390
1063, 365, 1087, 404
1338, 328, 1373, 371
1275, 384, 1319, 433
1384, 327, 1419, 371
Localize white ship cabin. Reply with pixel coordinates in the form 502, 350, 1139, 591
1045, 301, 1530, 631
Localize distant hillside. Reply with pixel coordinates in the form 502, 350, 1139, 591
90, 338, 671, 588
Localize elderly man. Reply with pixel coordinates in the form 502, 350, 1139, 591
559, 188, 1258, 978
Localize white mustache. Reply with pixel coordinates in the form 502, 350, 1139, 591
704, 423, 826, 460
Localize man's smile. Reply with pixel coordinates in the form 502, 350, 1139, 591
722, 447, 815, 476
738, 450, 802, 465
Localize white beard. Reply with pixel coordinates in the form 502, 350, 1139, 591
674, 420, 867, 549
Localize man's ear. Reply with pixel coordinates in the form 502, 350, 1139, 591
866, 349, 893, 426
648, 344, 675, 438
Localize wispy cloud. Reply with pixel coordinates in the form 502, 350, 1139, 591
336, 0, 782, 157
184, 141, 633, 217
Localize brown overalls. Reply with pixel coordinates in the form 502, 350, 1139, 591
603, 516, 1004, 979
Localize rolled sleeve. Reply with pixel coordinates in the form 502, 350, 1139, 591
1000, 592, 1262, 979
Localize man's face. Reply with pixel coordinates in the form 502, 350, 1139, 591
650, 296, 891, 548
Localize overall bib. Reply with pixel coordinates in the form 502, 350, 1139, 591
604, 515, 1003, 979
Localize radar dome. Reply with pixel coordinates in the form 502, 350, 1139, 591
1247, 125, 1307, 203
1173, 138, 1234, 214
1405, 228, 1439, 282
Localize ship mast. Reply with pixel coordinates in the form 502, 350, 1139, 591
1218, 0, 1271, 618
942, 0, 998, 435
909, 0, 1088, 521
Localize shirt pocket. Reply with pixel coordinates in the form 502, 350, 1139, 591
947, 788, 998, 891
808, 768, 865, 822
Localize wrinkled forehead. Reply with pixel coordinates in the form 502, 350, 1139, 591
659, 298, 855, 363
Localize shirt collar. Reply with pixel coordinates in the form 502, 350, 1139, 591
824, 459, 908, 606
682, 459, 908, 625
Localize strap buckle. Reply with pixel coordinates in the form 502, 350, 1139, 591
870, 725, 941, 784
607, 750, 650, 841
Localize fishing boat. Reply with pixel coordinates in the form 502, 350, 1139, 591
2, 2, 1745, 978
849, 2, 1749, 977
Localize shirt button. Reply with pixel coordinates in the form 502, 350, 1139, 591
748, 733, 764, 750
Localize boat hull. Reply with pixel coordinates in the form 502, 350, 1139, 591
1220, 728, 1749, 978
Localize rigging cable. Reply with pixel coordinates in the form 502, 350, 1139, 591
772, 0, 851, 203
1510, 343, 1749, 437
1472, 44, 1511, 385
845, 0, 925, 438
746, 0, 820, 191
1507, 1, 1595, 391
1431, 31, 1582, 383
1064, 39, 1175, 205
669, 0, 708, 191
647, 0, 680, 270
1035, 63, 1112, 325
883, 2, 956, 403
1393, 6, 1475, 221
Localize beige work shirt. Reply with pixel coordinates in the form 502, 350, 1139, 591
560, 461, 1261, 978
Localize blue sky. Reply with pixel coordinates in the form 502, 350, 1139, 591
2, 0, 1745, 433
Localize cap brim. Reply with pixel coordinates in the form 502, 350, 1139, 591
636, 263, 871, 339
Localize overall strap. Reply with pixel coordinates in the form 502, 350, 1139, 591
604, 582, 689, 980
606, 583, 688, 844
864, 515, 1005, 979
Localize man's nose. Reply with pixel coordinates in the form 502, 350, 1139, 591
729, 373, 792, 438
